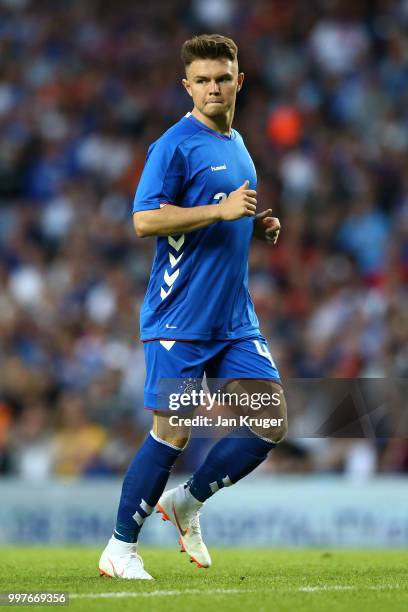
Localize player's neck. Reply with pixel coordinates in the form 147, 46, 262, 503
191, 107, 233, 137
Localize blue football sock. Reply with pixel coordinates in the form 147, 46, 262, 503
114, 431, 182, 543
188, 427, 275, 502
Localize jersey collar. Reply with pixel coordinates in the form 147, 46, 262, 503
185, 112, 235, 141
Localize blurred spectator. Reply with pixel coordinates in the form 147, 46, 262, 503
100, 413, 142, 474
52, 392, 107, 477
0, 0, 407, 477
336, 191, 390, 279
9, 403, 53, 480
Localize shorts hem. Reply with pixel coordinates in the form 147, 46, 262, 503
140, 329, 261, 342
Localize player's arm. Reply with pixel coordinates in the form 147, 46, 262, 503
134, 181, 257, 237
253, 209, 281, 244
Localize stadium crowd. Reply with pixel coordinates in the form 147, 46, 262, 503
0, 0, 407, 478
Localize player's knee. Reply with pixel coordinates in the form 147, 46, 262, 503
166, 434, 190, 449
154, 430, 190, 449
249, 417, 287, 444
270, 392, 288, 443
251, 389, 288, 444
267, 416, 288, 444
153, 412, 191, 449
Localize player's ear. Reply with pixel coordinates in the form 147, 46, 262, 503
182, 78, 193, 98
237, 72, 244, 92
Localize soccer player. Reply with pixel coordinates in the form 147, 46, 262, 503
99, 34, 287, 579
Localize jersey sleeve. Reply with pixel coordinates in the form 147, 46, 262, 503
132, 140, 187, 212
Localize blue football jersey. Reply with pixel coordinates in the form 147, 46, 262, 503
133, 112, 260, 341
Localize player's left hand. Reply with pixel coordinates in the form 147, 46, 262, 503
253, 209, 281, 244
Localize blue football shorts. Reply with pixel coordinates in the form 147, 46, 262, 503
143, 334, 281, 410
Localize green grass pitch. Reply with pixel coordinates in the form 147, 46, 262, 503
2, 548, 408, 611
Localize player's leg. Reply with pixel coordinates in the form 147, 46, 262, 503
156, 408, 212, 568
187, 336, 287, 500
99, 340, 198, 579
163, 381, 286, 524
188, 379, 287, 502
114, 412, 189, 544
160, 337, 286, 567
99, 412, 190, 579
156, 341, 227, 569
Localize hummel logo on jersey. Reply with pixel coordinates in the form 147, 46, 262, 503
211, 164, 227, 172
165, 324, 177, 329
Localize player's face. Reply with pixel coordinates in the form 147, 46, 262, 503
182, 58, 243, 119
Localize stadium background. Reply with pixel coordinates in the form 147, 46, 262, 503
0, 0, 407, 547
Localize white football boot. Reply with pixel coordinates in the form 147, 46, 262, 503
157, 484, 211, 568
98, 536, 153, 579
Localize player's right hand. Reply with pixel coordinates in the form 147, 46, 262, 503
219, 180, 257, 221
